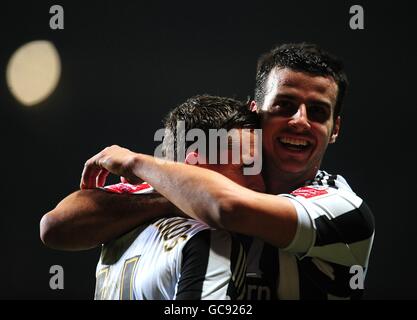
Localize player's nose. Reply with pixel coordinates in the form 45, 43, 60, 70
288, 104, 311, 132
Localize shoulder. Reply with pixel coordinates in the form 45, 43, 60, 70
304, 170, 353, 191
152, 217, 211, 236
147, 217, 211, 253
283, 170, 375, 258
152, 217, 237, 249
291, 170, 371, 216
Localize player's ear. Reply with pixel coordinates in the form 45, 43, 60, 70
249, 100, 258, 112
185, 152, 200, 165
329, 116, 341, 144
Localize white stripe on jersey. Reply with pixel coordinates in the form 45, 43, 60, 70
305, 233, 374, 267
307, 188, 363, 220
311, 257, 336, 280
285, 187, 363, 222
327, 293, 351, 300
199, 230, 233, 300
277, 250, 300, 300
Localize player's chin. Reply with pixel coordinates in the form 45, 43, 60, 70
274, 154, 312, 174
278, 163, 307, 175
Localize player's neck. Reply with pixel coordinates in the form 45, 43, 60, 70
264, 165, 318, 194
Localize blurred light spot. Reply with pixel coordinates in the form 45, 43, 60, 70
6, 40, 61, 107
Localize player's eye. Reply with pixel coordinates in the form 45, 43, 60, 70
307, 105, 330, 123
269, 100, 298, 117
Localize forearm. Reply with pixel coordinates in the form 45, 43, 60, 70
78, 146, 297, 247
131, 154, 232, 228
132, 154, 297, 248
40, 189, 176, 251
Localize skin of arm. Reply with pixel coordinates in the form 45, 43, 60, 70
81, 146, 298, 248
40, 189, 179, 251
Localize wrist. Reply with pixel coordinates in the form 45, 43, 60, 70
130, 153, 147, 181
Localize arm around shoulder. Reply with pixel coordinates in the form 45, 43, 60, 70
40, 189, 176, 251
212, 186, 299, 248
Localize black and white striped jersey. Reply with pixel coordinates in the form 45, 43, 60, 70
94, 215, 246, 300
96, 170, 374, 300
242, 170, 375, 300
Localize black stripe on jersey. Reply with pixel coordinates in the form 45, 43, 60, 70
227, 235, 247, 300
314, 201, 375, 246
238, 234, 253, 253
307, 171, 337, 189
297, 257, 364, 299
120, 255, 140, 300
175, 230, 211, 300
259, 243, 279, 300
326, 174, 337, 188
243, 238, 279, 300
298, 260, 327, 300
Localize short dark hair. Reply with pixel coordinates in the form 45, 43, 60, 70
162, 94, 259, 159
255, 43, 349, 119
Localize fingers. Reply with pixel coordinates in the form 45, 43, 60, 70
123, 175, 143, 185
80, 145, 134, 189
96, 169, 110, 188
80, 152, 105, 189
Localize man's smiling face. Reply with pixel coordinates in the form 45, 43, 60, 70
258, 67, 341, 180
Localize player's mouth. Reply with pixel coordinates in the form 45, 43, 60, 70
277, 136, 312, 153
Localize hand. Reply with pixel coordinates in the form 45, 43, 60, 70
80, 145, 142, 189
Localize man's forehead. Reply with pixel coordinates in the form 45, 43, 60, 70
266, 67, 338, 99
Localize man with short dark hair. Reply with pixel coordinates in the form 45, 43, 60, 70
41, 43, 374, 300
93, 95, 263, 299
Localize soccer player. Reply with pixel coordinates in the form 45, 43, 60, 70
41, 43, 375, 300
73, 95, 263, 299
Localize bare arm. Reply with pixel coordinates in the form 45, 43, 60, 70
81, 146, 298, 248
40, 189, 178, 251
132, 155, 298, 248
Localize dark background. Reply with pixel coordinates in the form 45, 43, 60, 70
0, 0, 415, 299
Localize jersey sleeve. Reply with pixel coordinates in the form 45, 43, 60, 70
174, 229, 247, 300
279, 174, 375, 299
281, 175, 375, 269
